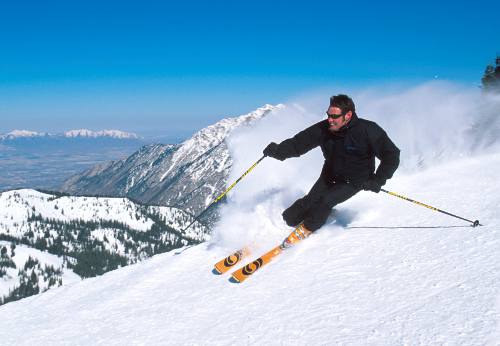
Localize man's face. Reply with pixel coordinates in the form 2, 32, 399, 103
326, 106, 352, 132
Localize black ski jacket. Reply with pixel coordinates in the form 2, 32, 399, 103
272, 114, 400, 186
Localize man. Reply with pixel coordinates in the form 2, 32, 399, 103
263, 94, 400, 234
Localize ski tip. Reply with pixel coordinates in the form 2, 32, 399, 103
212, 267, 223, 275
229, 276, 241, 284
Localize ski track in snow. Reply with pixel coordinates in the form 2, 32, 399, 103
0, 152, 499, 345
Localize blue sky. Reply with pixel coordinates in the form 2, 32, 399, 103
0, 0, 498, 138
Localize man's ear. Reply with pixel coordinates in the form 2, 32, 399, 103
345, 111, 353, 121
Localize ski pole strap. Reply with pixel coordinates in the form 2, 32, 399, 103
181, 156, 266, 233
380, 189, 481, 227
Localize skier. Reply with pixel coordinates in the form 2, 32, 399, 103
263, 94, 400, 234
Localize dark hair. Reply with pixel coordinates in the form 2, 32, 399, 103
329, 94, 356, 115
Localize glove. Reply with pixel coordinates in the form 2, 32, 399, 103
361, 177, 383, 193
263, 142, 284, 160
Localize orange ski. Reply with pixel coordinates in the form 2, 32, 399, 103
213, 247, 251, 275
230, 224, 312, 283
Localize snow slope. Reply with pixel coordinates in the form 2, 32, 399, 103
0, 142, 498, 345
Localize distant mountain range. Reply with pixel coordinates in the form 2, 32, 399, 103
0, 129, 140, 140
0, 129, 147, 192
61, 104, 283, 224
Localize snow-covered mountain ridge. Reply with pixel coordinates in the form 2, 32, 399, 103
0, 129, 140, 140
63, 129, 140, 139
0, 151, 498, 345
61, 104, 283, 224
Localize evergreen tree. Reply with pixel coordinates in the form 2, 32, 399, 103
482, 55, 500, 92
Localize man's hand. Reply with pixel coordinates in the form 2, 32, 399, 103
361, 177, 383, 193
263, 142, 284, 160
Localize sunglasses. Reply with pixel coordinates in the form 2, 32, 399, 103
325, 111, 345, 120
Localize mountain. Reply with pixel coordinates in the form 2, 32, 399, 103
63, 129, 140, 139
0, 130, 47, 139
0, 129, 140, 141
0, 149, 498, 345
0, 188, 208, 305
61, 104, 283, 224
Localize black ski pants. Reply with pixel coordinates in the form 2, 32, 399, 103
282, 176, 361, 232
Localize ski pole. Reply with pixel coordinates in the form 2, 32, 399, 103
181, 155, 266, 232
380, 189, 481, 227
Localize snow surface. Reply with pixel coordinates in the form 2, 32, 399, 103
0, 84, 499, 345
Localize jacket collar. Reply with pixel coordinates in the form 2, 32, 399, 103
344, 112, 359, 129
332, 113, 359, 135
